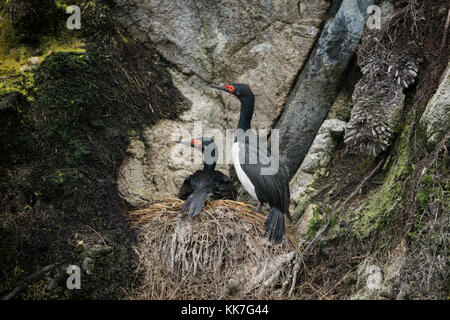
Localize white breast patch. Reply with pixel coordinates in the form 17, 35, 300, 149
232, 142, 257, 200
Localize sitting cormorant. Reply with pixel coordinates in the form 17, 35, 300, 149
211, 84, 291, 243
178, 137, 237, 216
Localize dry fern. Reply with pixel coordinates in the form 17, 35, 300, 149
344, 1, 424, 156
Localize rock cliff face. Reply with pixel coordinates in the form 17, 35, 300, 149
1, 0, 448, 300
290, 118, 346, 206
115, 0, 330, 204
420, 62, 450, 147
114, 0, 449, 299
275, 0, 373, 178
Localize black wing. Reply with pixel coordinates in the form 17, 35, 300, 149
179, 170, 236, 201
178, 175, 194, 200
210, 171, 237, 200
239, 139, 290, 213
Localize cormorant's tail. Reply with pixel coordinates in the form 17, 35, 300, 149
265, 207, 285, 243
180, 187, 210, 217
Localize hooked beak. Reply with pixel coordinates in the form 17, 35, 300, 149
210, 84, 231, 93
177, 140, 191, 146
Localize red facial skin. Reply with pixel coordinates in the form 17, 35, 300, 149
191, 139, 202, 149
225, 85, 235, 94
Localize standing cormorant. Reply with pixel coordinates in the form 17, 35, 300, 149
178, 137, 237, 216
211, 84, 291, 243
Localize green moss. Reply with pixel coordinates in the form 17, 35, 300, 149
0, 9, 26, 74
416, 118, 429, 145
292, 194, 312, 224
0, 0, 187, 300
0, 38, 85, 76
307, 206, 324, 236
0, 69, 34, 98
416, 189, 431, 208
0, 0, 85, 76
350, 119, 413, 239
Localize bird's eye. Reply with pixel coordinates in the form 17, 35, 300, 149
225, 85, 235, 94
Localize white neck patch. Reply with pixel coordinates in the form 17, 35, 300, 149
232, 142, 257, 200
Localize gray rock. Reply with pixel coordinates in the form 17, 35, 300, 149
351, 253, 407, 300
275, 0, 374, 179
82, 257, 94, 275
115, 0, 330, 203
296, 203, 319, 235
290, 119, 346, 204
85, 244, 113, 258
420, 62, 450, 147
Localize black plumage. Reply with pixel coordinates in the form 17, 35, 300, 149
178, 138, 237, 216
211, 83, 291, 243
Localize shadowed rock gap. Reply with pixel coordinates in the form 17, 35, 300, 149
275, 0, 374, 179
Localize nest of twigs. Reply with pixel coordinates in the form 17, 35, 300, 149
128, 198, 300, 299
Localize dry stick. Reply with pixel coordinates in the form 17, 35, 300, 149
84, 224, 107, 247
3, 264, 57, 300
323, 265, 359, 298
442, 8, 450, 50
291, 158, 386, 298
340, 157, 386, 209
288, 255, 301, 297
404, 131, 450, 235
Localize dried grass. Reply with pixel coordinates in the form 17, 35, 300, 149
128, 199, 300, 299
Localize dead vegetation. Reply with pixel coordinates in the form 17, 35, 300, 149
294, 0, 449, 299
128, 199, 301, 299
345, 0, 425, 156
0, 0, 189, 299
400, 132, 449, 299
346, 0, 449, 158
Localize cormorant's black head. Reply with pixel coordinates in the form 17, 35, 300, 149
210, 83, 254, 100
178, 137, 214, 152
178, 137, 217, 170
211, 83, 255, 131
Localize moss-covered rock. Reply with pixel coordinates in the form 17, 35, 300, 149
0, 89, 26, 110
350, 120, 412, 239
0, 89, 34, 166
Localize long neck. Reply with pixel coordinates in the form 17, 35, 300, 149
203, 161, 216, 171
202, 144, 217, 171
237, 95, 255, 131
